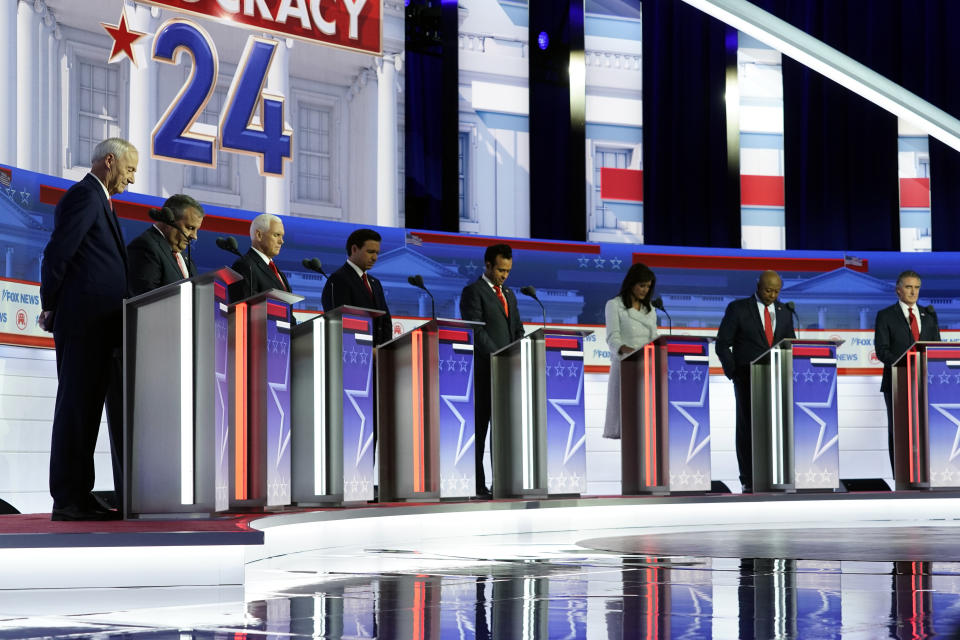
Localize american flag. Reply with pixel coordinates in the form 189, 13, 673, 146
0, 166, 10, 188
843, 255, 863, 267
405, 232, 423, 246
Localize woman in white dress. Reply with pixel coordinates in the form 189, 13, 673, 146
603, 263, 659, 438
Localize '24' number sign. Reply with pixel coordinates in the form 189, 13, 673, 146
152, 20, 293, 176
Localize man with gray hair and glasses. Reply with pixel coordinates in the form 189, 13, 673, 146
228, 213, 291, 302
40, 137, 138, 521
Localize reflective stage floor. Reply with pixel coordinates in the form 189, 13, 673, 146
4, 495, 960, 639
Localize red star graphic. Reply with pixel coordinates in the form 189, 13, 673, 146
101, 10, 147, 68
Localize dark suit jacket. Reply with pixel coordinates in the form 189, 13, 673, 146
874, 302, 940, 393
228, 248, 291, 303
40, 173, 128, 336
716, 295, 796, 380
127, 226, 198, 296
459, 277, 524, 358
321, 262, 393, 346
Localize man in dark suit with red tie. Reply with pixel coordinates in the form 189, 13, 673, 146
460, 243, 525, 498
229, 213, 291, 302
716, 270, 796, 493
874, 270, 940, 473
127, 194, 204, 296
321, 228, 393, 346
40, 137, 138, 520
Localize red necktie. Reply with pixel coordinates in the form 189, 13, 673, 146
909, 307, 920, 342
269, 260, 287, 291
763, 305, 774, 347
362, 272, 374, 297
174, 251, 188, 278
494, 285, 508, 317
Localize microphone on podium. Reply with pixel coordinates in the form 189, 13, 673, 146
652, 296, 672, 335
407, 274, 436, 320
520, 286, 546, 328
148, 206, 176, 225
785, 300, 800, 340
302, 257, 327, 277
215, 236, 241, 257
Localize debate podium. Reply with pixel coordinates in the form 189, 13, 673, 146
620, 335, 714, 495
123, 267, 241, 518
750, 338, 843, 493
490, 328, 591, 499
227, 288, 303, 510
290, 306, 383, 505
377, 318, 482, 501
891, 341, 960, 490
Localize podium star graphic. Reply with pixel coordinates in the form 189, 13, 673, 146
796, 372, 838, 463
669, 370, 711, 463
440, 357, 476, 467
345, 348, 375, 466
929, 401, 960, 463
101, 9, 147, 68
547, 362, 586, 464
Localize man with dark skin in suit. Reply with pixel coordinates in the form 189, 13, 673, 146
460, 244, 525, 498
716, 270, 796, 494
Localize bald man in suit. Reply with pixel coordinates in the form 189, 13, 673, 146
716, 270, 796, 493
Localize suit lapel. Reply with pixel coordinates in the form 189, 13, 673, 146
745, 298, 766, 344
152, 229, 182, 278
88, 175, 127, 266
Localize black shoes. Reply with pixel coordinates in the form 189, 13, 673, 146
476, 486, 493, 500
51, 495, 122, 521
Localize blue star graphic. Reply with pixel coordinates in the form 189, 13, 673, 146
609, 257, 623, 270
940, 371, 953, 384
929, 401, 960, 465
577, 256, 590, 268
677, 368, 688, 381
796, 374, 839, 464
593, 257, 606, 269
459, 358, 469, 372
803, 370, 815, 383
439, 356, 476, 476
818, 370, 829, 383
547, 362, 586, 465
344, 347, 375, 495
266, 344, 292, 504
669, 372, 711, 465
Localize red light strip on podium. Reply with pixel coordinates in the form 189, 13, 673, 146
545, 337, 580, 349
643, 342, 656, 488
234, 302, 248, 500
343, 317, 369, 332
438, 329, 469, 342
793, 346, 833, 357
925, 349, 960, 359
907, 350, 920, 483
666, 343, 704, 355
411, 329, 425, 493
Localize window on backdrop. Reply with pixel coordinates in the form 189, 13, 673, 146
74, 59, 121, 168
296, 103, 333, 204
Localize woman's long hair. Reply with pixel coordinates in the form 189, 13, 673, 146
618, 262, 656, 312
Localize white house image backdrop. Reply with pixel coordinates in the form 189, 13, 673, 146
0, 0, 404, 227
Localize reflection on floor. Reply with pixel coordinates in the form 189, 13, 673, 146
4, 525, 960, 639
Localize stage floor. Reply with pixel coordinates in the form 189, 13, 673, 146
3, 492, 960, 639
